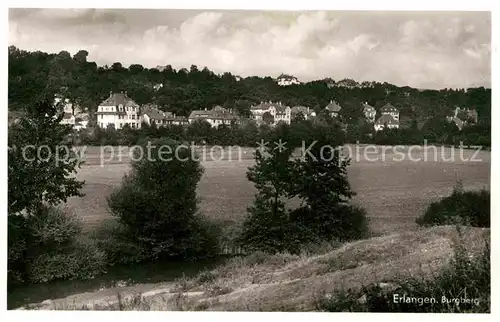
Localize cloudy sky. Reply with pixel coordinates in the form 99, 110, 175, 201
9, 9, 491, 89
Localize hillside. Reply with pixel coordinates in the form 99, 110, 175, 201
19, 225, 489, 311
8, 46, 491, 125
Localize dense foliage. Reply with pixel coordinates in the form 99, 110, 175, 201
238, 121, 369, 253
416, 183, 490, 228
17, 206, 106, 284
8, 98, 84, 215
106, 138, 220, 263
7, 98, 103, 285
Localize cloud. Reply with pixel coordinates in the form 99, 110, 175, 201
8, 9, 491, 89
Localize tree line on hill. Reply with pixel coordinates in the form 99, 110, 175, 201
9, 46, 491, 126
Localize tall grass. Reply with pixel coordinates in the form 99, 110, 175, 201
317, 229, 490, 313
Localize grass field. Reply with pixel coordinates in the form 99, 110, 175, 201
65, 145, 490, 235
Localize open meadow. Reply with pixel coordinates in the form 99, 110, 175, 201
66, 145, 490, 235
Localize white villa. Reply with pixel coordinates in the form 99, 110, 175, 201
250, 101, 292, 125
374, 114, 400, 131
276, 74, 301, 86
362, 102, 376, 123
380, 103, 400, 121
96, 91, 141, 129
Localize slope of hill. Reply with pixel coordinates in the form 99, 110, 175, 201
18, 225, 489, 311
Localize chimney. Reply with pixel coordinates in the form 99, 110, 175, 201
125, 91, 128, 96
204, 108, 207, 111
109, 91, 113, 97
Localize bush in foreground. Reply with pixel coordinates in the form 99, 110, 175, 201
106, 139, 220, 263
9, 206, 106, 285
317, 231, 490, 313
239, 123, 369, 254
416, 184, 490, 228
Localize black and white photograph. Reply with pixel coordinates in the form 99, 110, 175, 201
6, 5, 493, 314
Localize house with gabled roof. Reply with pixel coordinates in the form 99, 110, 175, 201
325, 100, 342, 118
362, 102, 376, 123
142, 104, 189, 127
250, 101, 292, 125
188, 105, 239, 128
96, 91, 141, 129
380, 103, 399, 121
374, 114, 399, 131
141, 104, 172, 126
60, 113, 76, 126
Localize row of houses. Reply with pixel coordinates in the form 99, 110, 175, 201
248, 100, 400, 132
93, 92, 401, 132
89, 91, 476, 133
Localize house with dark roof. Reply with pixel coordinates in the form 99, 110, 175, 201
362, 102, 376, 123
60, 113, 76, 126
250, 101, 292, 125
380, 103, 400, 121
142, 104, 189, 127
374, 114, 399, 131
276, 74, 301, 86
96, 91, 141, 129
188, 106, 239, 128
325, 100, 342, 118
141, 104, 173, 125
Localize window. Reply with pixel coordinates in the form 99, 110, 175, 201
100, 115, 103, 119
120, 123, 123, 128
131, 123, 136, 129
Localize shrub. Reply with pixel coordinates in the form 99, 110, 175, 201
416, 184, 490, 227
92, 219, 149, 265
106, 138, 220, 263
239, 123, 369, 254
27, 236, 106, 283
317, 233, 490, 312
9, 206, 107, 285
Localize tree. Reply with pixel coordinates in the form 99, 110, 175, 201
289, 123, 367, 241
73, 50, 89, 63
107, 138, 219, 261
262, 111, 275, 125
187, 119, 213, 144
8, 98, 84, 215
8, 98, 106, 286
238, 125, 297, 253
